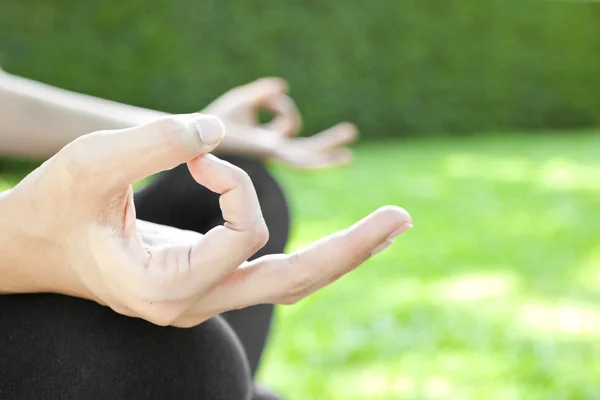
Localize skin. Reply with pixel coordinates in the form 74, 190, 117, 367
0, 71, 412, 328
0, 70, 357, 168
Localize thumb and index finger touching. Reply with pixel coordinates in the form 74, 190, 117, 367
240, 77, 302, 137
48, 110, 415, 322
56, 113, 273, 304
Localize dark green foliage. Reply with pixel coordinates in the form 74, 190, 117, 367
1, 0, 599, 138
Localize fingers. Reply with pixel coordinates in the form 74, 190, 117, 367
240, 78, 302, 136
125, 154, 267, 307
254, 206, 412, 304
241, 77, 290, 103
57, 114, 225, 190
182, 206, 412, 318
261, 94, 303, 137
306, 122, 358, 149
281, 148, 353, 170
275, 122, 358, 169
177, 154, 269, 295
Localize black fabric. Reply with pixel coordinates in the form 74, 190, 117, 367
0, 156, 289, 400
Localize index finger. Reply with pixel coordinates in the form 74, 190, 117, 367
238, 78, 302, 136
180, 206, 412, 318
261, 94, 303, 137
183, 154, 269, 293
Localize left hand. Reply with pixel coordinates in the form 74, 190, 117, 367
204, 78, 358, 169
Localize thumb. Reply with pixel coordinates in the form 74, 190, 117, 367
60, 113, 225, 189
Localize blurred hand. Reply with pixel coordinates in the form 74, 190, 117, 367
0, 114, 411, 327
204, 77, 358, 169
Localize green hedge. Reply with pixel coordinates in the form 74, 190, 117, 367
1, 0, 600, 138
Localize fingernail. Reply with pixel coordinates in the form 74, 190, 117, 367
387, 223, 413, 241
195, 115, 225, 145
371, 239, 394, 256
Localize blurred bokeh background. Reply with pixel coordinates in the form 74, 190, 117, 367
2, 1, 600, 398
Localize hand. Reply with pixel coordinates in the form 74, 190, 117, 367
204, 77, 358, 169
0, 114, 412, 327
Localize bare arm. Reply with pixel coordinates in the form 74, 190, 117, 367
0, 70, 356, 168
0, 70, 163, 157
0, 70, 277, 158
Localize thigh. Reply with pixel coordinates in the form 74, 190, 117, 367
0, 293, 253, 400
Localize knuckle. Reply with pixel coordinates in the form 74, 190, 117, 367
263, 77, 289, 92
228, 165, 253, 187
250, 220, 270, 252
288, 273, 312, 297
237, 221, 269, 255
228, 86, 244, 97
145, 314, 176, 327
136, 302, 187, 327
153, 117, 196, 155
280, 254, 314, 304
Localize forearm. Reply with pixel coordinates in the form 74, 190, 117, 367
213, 119, 278, 158
0, 70, 277, 159
0, 70, 165, 158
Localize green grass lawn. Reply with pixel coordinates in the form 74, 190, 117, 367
2, 132, 600, 399
259, 132, 600, 400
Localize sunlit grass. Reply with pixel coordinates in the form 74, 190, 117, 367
2, 131, 600, 399
259, 131, 600, 399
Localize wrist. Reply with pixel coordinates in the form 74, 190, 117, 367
0, 189, 88, 298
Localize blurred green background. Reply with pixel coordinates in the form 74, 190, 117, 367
2, 0, 600, 399
2, 0, 600, 137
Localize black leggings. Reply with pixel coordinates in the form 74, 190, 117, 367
0, 156, 290, 400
